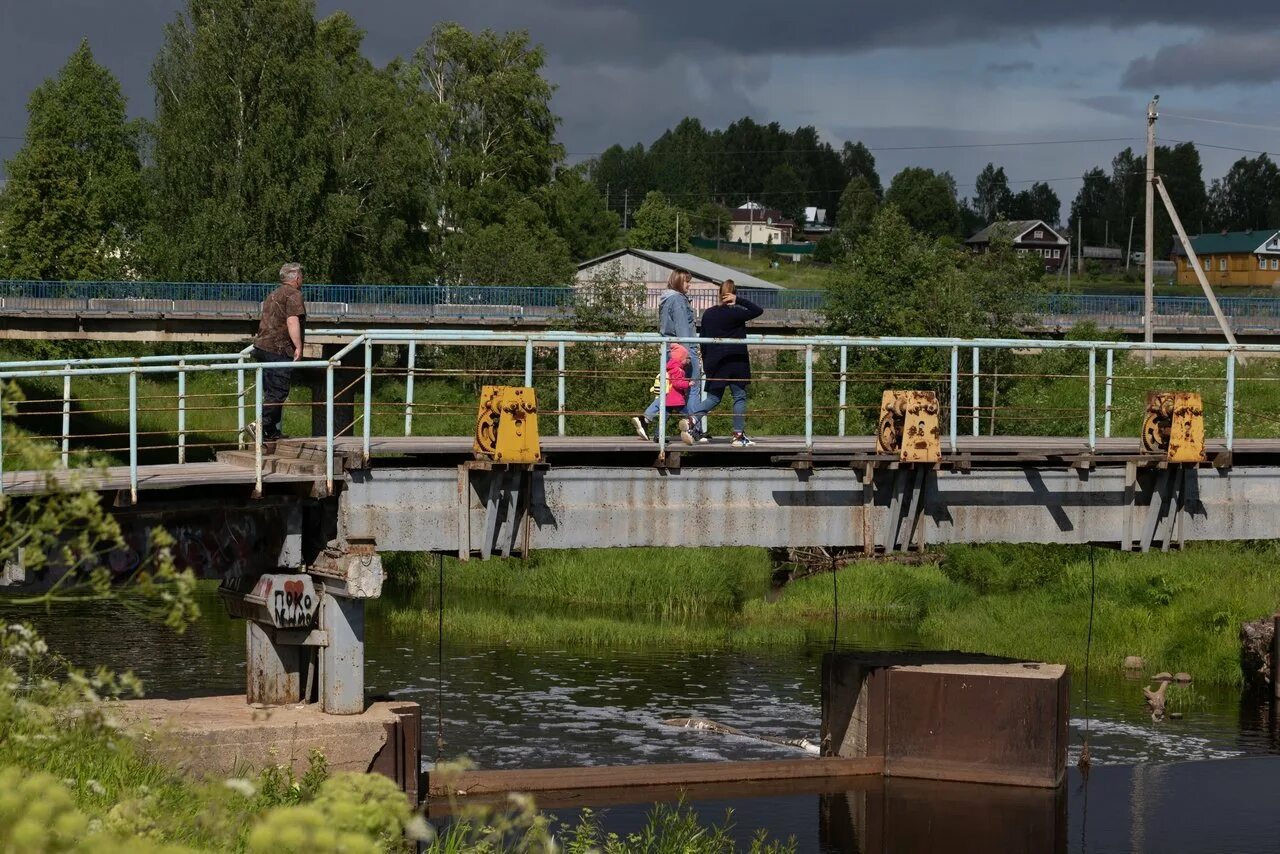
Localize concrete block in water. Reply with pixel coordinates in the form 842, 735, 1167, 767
822, 653, 1069, 788
113, 695, 422, 801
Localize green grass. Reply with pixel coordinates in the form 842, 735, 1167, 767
686, 247, 831, 290
383, 543, 1279, 685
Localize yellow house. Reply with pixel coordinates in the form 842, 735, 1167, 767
1173, 229, 1280, 286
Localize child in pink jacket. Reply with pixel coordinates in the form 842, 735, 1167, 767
632, 343, 695, 444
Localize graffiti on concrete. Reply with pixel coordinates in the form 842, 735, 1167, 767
109, 508, 288, 581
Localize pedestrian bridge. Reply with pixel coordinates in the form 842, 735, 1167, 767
3, 327, 1279, 711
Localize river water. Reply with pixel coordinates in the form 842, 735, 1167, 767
6, 583, 1280, 853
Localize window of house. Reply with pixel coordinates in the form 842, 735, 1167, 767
1034, 230, 1044, 239
1204, 257, 1212, 271
1220, 257, 1228, 272
1273, 258, 1279, 270
1261, 256, 1268, 270
1053, 249, 1060, 259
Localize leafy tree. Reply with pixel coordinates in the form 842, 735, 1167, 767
966, 225, 1045, 338
648, 117, 712, 200
824, 205, 971, 339
439, 197, 573, 285
310, 13, 433, 283
146, 0, 330, 282
0, 41, 143, 280
1208, 154, 1280, 231
840, 141, 882, 199
541, 166, 619, 261
1069, 168, 1110, 246
974, 163, 1014, 223
831, 175, 880, 254
790, 125, 845, 215
412, 23, 561, 237
761, 162, 806, 227
588, 143, 651, 227
628, 191, 689, 252
884, 167, 961, 238
692, 201, 733, 239
1010, 181, 1062, 225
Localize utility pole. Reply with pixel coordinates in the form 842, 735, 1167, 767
605, 183, 610, 217
1144, 95, 1159, 366
675, 212, 680, 251
1077, 217, 1083, 274
1126, 216, 1136, 272
623, 189, 629, 232
748, 201, 755, 260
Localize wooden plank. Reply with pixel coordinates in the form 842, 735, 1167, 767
433, 756, 884, 798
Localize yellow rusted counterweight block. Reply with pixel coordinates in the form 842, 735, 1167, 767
876, 390, 941, 463
473, 386, 542, 464
1141, 391, 1205, 463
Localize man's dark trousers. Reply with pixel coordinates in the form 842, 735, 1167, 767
251, 346, 293, 439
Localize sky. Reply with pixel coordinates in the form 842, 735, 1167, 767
2, 0, 1280, 220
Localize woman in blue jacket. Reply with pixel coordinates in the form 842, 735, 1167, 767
687, 279, 762, 446
632, 270, 702, 439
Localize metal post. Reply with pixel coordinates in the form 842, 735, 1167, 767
61, 364, 71, 467
1104, 349, 1114, 439
524, 338, 533, 387
1272, 613, 1279, 703
320, 592, 365, 714
557, 341, 566, 437
837, 345, 847, 438
1225, 352, 1236, 452
128, 370, 138, 504
804, 344, 814, 451
657, 341, 669, 456
253, 366, 263, 498
1144, 96, 1157, 367
177, 360, 186, 464
362, 339, 372, 465
1, 383, 6, 499
1088, 348, 1097, 452
237, 356, 246, 449
326, 364, 335, 495
403, 340, 416, 437
971, 347, 980, 438
949, 345, 958, 453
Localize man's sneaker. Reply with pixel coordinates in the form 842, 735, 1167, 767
731, 432, 757, 448
690, 425, 711, 444
631, 416, 651, 440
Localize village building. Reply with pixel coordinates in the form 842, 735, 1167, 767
727, 202, 795, 246
965, 220, 1069, 272
1171, 229, 1280, 287
575, 248, 784, 301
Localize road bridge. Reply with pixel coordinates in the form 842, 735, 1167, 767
1, 328, 1277, 714
3, 281, 1280, 341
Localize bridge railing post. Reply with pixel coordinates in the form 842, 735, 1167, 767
128, 369, 138, 504
404, 340, 416, 437
949, 345, 958, 453
0, 381, 5, 499
804, 344, 814, 451
1226, 351, 1236, 451
325, 362, 335, 495
837, 345, 847, 438
524, 337, 533, 387
362, 338, 372, 465
236, 356, 246, 450
61, 364, 71, 467
177, 360, 186, 464
657, 340, 669, 456
971, 346, 980, 438
1104, 348, 1114, 439
1088, 348, 1097, 452
557, 341, 566, 437
253, 365, 264, 498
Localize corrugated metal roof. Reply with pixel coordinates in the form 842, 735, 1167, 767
576, 248, 785, 291
1170, 230, 1280, 257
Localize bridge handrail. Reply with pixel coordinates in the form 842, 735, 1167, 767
5, 279, 1280, 320
0, 328, 1259, 505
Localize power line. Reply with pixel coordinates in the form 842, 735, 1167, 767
567, 136, 1139, 158
1161, 137, 1270, 156
1161, 113, 1280, 134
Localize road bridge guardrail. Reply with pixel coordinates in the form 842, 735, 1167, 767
1, 328, 1275, 504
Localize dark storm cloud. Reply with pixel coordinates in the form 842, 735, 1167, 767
1123, 33, 1280, 88
986, 61, 1035, 74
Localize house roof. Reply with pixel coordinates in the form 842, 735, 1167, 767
576, 248, 785, 291
730, 206, 795, 228
966, 220, 1067, 246
1170, 229, 1280, 257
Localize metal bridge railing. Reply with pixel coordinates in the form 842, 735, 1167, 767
3, 329, 1279, 505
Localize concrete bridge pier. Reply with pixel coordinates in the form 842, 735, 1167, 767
221, 541, 384, 715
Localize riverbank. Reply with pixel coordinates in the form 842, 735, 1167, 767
384, 542, 1277, 686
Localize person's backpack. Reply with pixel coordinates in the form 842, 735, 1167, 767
649, 372, 663, 397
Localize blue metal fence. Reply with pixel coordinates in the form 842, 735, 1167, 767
1, 279, 1278, 320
